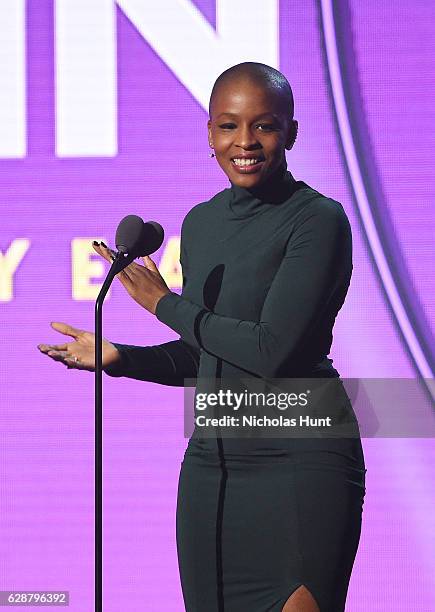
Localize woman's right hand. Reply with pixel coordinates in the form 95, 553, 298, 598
37, 322, 121, 372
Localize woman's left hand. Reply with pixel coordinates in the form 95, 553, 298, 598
92, 241, 171, 315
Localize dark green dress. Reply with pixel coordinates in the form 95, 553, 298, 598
105, 159, 367, 611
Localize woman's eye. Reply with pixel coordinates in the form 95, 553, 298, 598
219, 123, 236, 129
257, 124, 276, 131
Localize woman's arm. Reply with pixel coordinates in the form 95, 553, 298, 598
154, 199, 352, 379
103, 225, 201, 385
103, 338, 200, 385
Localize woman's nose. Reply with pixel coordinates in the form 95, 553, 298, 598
235, 125, 259, 149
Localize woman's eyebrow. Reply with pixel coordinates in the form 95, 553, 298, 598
216, 112, 279, 120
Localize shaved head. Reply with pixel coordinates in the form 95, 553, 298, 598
208, 62, 294, 119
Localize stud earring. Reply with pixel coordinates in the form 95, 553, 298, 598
209, 145, 215, 158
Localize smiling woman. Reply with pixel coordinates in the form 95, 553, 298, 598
147, 61, 364, 612
38, 61, 366, 612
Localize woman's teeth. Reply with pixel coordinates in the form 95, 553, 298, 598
232, 158, 261, 166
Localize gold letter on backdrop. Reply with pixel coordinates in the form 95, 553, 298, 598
0, 239, 30, 302
72, 237, 110, 301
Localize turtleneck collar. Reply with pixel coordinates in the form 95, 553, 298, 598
227, 157, 298, 219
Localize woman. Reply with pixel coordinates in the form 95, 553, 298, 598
38, 62, 367, 612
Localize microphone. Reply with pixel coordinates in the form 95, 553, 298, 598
115, 215, 164, 256
112, 215, 164, 272
93, 213, 164, 607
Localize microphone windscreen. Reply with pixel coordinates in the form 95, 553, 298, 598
115, 215, 144, 254
139, 221, 164, 256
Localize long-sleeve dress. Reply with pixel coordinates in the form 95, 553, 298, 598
104, 158, 367, 612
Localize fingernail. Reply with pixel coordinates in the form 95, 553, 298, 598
101, 241, 107, 248
92, 240, 100, 246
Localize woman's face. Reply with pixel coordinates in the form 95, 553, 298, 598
207, 78, 297, 190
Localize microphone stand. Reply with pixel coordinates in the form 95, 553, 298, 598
94, 251, 134, 612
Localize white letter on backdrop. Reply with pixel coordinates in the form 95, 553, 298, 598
55, 0, 278, 157
55, 0, 117, 157
0, 0, 26, 158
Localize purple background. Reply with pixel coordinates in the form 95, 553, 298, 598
1, 1, 434, 609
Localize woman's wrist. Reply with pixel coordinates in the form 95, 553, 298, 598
103, 344, 127, 377
154, 289, 173, 316
103, 343, 122, 369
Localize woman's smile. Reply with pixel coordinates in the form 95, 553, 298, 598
230, 156, 266, 174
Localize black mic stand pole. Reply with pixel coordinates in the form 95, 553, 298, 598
94, 251, 134, 612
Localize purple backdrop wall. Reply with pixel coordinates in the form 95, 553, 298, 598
1, 1, 434, 610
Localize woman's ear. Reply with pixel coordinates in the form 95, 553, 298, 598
286, 119, 298, 150
207, 119, 213, 147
